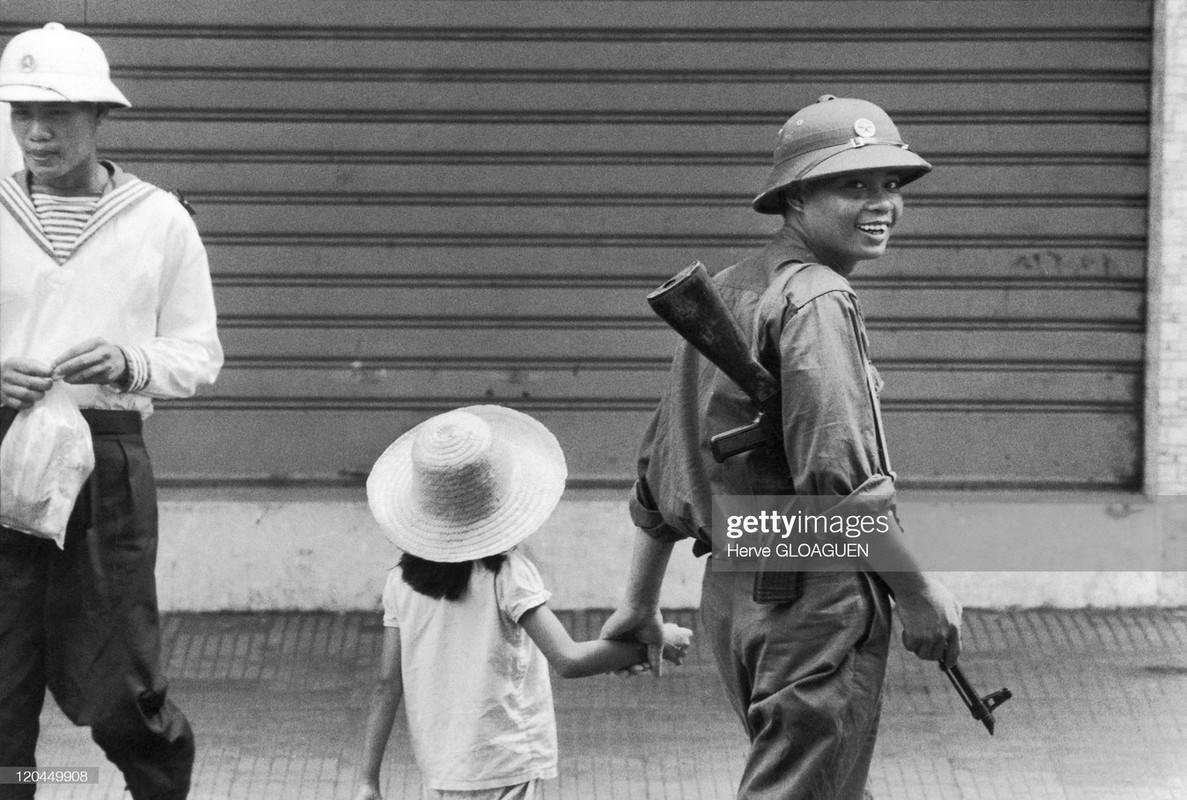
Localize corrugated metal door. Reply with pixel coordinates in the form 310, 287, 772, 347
1, 1, 1151, 490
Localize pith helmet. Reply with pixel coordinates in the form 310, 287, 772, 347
752, 95, 930, 214
0, 22, 131, 107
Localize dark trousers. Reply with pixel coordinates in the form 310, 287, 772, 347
0, 410, 194, 800
701, 567, 892, 800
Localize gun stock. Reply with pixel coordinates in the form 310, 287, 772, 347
648, 262, 781, 461
647, 262, 778, 407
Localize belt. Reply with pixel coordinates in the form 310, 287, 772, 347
0, 407, 141, 437
80, 409, 142, 436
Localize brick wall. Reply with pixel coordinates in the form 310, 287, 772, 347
1146, 0, 1187, 495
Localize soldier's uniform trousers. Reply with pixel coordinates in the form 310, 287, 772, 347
0, 409, 194, 800
701, 567, 893, 800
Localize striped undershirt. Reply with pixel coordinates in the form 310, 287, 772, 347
30, 190, 102, 261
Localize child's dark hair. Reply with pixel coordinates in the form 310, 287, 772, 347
398, 552, 508, 601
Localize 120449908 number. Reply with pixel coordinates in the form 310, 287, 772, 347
0, 768, 97, 784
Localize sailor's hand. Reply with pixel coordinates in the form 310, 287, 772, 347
0, 358, 54, 410
52, 339, 129, 387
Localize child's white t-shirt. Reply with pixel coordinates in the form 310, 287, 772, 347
382, 550, 558, 791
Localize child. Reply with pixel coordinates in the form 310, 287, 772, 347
354, 405, 692, 800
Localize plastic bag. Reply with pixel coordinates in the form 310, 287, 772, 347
0, 382, 95, 548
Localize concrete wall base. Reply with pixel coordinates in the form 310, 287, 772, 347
155, 488, 1186, 611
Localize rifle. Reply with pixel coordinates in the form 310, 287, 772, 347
646, 262, 781, 462
647, 260, 1013, 735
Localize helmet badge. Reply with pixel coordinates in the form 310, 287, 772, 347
19, 53, 36, 73
853, 118, 877, 138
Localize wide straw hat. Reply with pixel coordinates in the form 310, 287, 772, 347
752, 94, 931, 214
366, 406, 567, 562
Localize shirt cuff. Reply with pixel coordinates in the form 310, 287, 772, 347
116, 345, 150, 393
627, 480, 686, 543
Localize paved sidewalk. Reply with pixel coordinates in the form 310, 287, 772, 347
26, 608, 1187, 799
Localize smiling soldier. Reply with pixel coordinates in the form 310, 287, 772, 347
602, 95, 963, 799
0, 22, 221, 800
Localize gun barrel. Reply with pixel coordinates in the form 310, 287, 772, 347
647, 262, 779, 406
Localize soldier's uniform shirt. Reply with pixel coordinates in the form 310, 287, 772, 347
630, 223, 895, 800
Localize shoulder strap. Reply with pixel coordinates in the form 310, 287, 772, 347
773, 261, 855, 311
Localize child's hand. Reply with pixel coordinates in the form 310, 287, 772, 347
352, 785, 383, 800
659, 622, 693, 666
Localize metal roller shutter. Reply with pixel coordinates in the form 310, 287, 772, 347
1, 0, 1151, 490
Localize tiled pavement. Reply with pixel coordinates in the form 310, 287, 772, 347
26, 608, 1187, 799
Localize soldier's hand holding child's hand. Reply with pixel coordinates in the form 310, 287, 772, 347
660, 622, 692, 667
